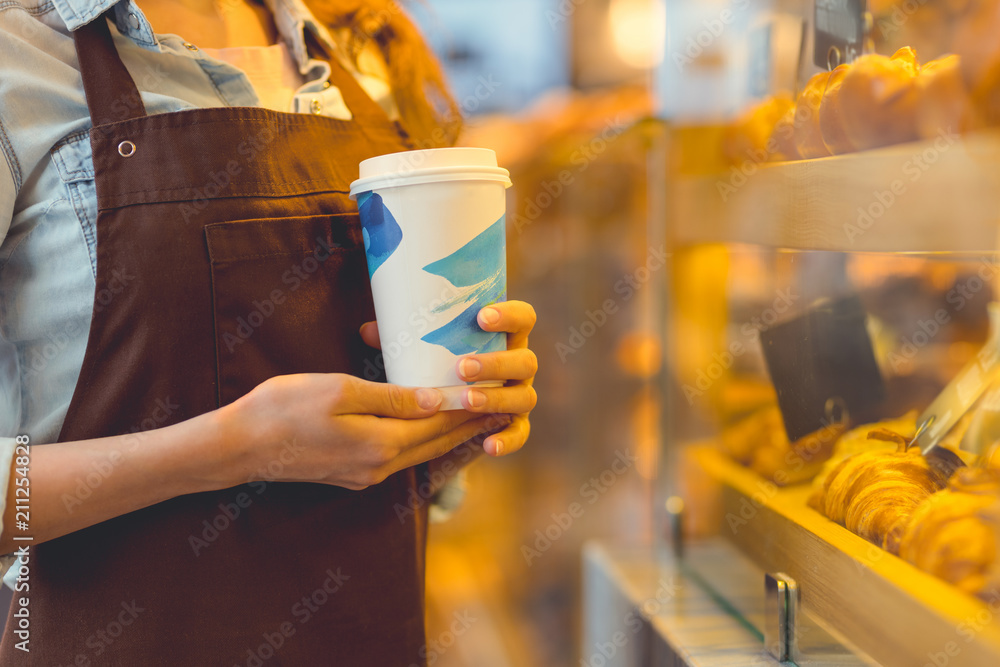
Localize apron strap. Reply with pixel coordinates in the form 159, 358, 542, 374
73, 13, 408, 141
73, 14, 148, 126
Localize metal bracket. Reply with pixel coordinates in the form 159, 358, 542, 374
665, 496, 684, 560
765, 572, 799, 663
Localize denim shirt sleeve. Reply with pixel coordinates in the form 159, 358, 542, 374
0, 437, 17, 577
0, 130, 13, 244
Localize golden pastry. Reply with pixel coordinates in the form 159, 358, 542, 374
722, 95, 796, 167
899, 467, 1000, 596
813, 428, 948, 553
819, 64, 856, 155
811, 412, 918, 490
750, 420, 845, 486
721, 406, 843, 485
953, 0, 1000, 126
794, 70, 834, 159
840, 48, 922, 151
917, 54, 981, 138
721, 406, 784, 466
768, 107, 801, 162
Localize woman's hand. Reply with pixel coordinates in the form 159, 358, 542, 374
0, 310, 536, 552
360, 300, 538, 457
2, 372, 512, 554
215, 374, 511, 491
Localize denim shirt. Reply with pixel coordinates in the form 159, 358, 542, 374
0, 0, 400, 442
0, 0, 459, 564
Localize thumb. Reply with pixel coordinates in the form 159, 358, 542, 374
337, 376, 442, 418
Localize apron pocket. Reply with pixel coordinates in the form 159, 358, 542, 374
205, 213, 377, 407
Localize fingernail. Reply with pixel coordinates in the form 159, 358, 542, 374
467, 389, 487, 408
459, 358, 482, 379
479, 308, 500, 327
493, 439, 505, 456
416, 388, 442, 410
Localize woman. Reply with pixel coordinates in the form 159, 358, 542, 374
0, 0, 537, 663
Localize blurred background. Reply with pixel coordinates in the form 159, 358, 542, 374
402, 0, 1000, 663
406, 1, 662, 665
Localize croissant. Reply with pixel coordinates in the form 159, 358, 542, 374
839, 48, 922, 152
819, 64, 856, 155
899, 467, 1000, 596
813, 429, 949, 554
721, 406, 843, 485
916, 54, 981, 139
722, 95, 795, 167
793, 70, 834, 159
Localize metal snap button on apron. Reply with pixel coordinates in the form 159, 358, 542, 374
183, 42, 198, 51
310, 99, 323, 115
117, 140, 136, 157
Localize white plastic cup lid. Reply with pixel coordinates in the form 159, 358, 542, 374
349, 147, 512, 198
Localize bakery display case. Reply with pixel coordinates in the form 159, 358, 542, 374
586, 1, 1000, 665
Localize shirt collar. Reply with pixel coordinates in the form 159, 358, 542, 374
56, 0, 343, 72
53, 0, 120, 31
262, 0, 341, 74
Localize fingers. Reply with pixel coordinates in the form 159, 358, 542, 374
334, 376, 443, 418
359, 321, 381, 350
478, 301, 536, 348
482, 414, 531, 457
426, 441, 486, 482
461, 383, 537, 414
391, 413, 512, 471
458, 349, 538, 383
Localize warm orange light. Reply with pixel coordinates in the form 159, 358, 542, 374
609, 0, 666, 70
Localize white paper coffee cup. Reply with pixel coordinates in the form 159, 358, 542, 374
350, 148, 512, 410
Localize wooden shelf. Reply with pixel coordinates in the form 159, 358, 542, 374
692, 445, 1000, 667
671, 131, 1000, 253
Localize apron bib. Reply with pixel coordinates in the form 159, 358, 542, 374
0, 15, 428, 665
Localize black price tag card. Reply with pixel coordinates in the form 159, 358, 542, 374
761, 294, 886, 441
814, 0, 866, 69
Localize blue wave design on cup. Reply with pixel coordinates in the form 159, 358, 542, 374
421, 215, 507, 355
357, 191, 403, 279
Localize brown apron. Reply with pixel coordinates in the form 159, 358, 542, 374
0, 15, 429, 666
